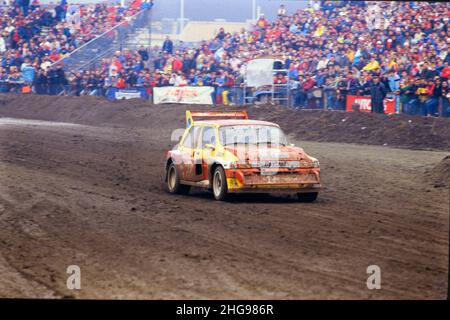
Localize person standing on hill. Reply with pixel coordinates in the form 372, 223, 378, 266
370, 76, 387, 114
162, 36, 173, 54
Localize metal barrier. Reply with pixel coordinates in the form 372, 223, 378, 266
241, 84, 290, 107
2, 80, 449, 117
236, 86, 328, 109
290, 87, 326, 109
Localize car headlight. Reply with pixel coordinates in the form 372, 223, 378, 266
223, 162, 238, 169
312, 160, 320, 168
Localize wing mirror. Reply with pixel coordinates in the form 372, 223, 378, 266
204, 144, 216, 151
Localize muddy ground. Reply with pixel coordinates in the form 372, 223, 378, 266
0, 94, 449, 299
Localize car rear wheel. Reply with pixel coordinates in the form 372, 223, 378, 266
167, 163, 190, 195
297, 192, 318, 202
212, 166, 228, 201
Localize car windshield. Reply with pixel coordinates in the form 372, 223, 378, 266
219, 125, 288, 146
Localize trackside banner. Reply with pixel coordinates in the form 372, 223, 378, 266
153, 86, 214, 105
106, 88, 148, 100
345, 95, 396, 114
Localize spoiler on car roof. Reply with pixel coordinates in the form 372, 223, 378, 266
186, 111, 249, 127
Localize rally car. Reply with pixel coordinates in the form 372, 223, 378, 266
165, 111, 321, 201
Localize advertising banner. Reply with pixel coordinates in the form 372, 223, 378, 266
153, 86, 214, 105
106, 88, 148, 100
346, 95, 396, 114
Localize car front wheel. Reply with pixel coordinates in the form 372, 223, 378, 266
212, 166, 228, 201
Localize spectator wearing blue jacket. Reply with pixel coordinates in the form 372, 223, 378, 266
21, 59, 35, 84
162, 36, 173, 54
387, 70, 401, 112
0, 69, 9, 93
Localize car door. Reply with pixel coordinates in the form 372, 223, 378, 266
189, 125, 206, 183
179, 125, 202, 181
199, 126, 218, 182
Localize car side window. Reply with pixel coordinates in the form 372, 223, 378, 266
202, 127, 216, 148
182, 125, 201, 149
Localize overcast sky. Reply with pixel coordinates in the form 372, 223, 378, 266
39, 0, 309, 22
153, 0, 308, 22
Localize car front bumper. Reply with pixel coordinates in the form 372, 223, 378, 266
224, 168, 321, 193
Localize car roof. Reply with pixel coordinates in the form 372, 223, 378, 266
194, 119, 280, 127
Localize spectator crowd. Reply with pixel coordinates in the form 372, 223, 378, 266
0, 0, 148, 93
0, 0, 449, 116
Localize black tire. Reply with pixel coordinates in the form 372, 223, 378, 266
166, 163, 190, 195
297, 192, 318, 202
212, 166, 228, 201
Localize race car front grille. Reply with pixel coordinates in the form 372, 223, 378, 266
244, 173, 318, 185
247, 160, 312, 168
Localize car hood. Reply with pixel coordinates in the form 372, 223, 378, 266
223, 144, 309, 161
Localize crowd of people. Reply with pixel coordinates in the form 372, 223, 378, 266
150, 0, 449, 116
0, 0, 149, 93
1, 1, 450, 116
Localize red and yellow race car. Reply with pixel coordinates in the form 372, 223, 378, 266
165, 111, 321, 201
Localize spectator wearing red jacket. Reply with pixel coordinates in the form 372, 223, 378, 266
274, 74, 287, 85
302, 76, 316, 91
172, 57, 183, 72
441, 63, 450, 80
130, 0, 142, 10
115, 76, 126, 89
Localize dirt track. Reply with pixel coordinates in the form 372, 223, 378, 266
0, 95, 449, 299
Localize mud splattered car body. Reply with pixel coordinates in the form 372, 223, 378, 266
165, 111, 321, 201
